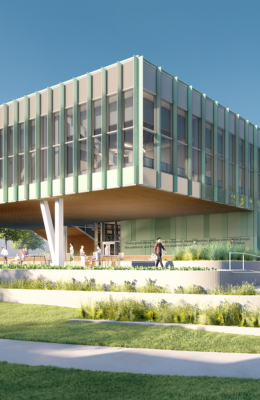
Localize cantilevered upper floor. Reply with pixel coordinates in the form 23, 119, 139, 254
0, 55, 259, 214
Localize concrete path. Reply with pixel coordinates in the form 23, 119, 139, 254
1, 339, 260, 379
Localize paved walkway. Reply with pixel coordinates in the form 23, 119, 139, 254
1, 339, 260, 379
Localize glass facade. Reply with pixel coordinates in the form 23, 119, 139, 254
192, 116, 201, 182
0, 56, 258, 215
78, 103, 87, 175
143, 90, 155, 169
205, 122, 213, 186
177, 108, 187, 177
65, 108, 73, 177
41, 116, 47, 182
52, 112, 60, 179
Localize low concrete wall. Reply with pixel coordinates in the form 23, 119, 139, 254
1, 289, 260, 309
1, 269, 260, 291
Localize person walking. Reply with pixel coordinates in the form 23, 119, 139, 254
96, 245, 101, 266
80, 245, 86, 267
154, 237, 167, 268
1, 247, 8, 264
70, 243, 74, 261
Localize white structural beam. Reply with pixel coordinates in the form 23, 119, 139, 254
40, 200, 55, 263
55, 198, 64, 266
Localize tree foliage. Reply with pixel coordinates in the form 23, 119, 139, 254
0, 229, 25, 249
10, 230, 46, 251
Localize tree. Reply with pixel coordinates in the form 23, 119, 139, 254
0, 228, 25, 250
10, 230, 46, 252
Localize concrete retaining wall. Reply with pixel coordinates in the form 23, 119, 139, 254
1, 289, 260, 309
1, 269, 260, 291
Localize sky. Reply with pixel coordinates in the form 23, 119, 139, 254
0, 0, 259, 125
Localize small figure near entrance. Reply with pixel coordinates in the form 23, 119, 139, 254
80, 245, 86, 267
70, 243, 74, 261
96, 245, 101, 266
193, 241, 197, 247
1, 247, 8, 264
230, 238, 235, 245
105, 243, 110, 256
154, 238, 167, 268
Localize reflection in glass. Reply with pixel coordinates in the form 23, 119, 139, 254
177, 108, 187, 143
79, 103, 87, 139
29, 152, 36, 183
229, 133, 235, 163
93, 100, 101, 135
239, 139, 245, 167
18, 123, 24, 154
8, 157, 13, 187
108, 95, 117, 132
205, 123, 213, 154
218, 129, 224, 158
0, 130, 3, 158
53, 112, 60, 145
161, 101, 171, 137
19, 155, 24, 185
0, 159, 3, 188
65, 142, 73, 177
218, 159, 224, 189
177, 142, 187, 177
205, 154, 213, 186
143, 92, 154, 130
239, 167, 245, 194
192, 148, 200, 182
107, 133, 117, 170
192, 116, 201, 149
79, 139, 87, 175
41, 149, 48, 182
8, 126, 13, 156
250, 145, 254, 171
65, 108, 73, 142
124, 91, 133, 128
53, 147, 60, 179
41, 116, 47, 148
143, 130, 154, 169
229, 163, 235, 192
29, 120, 35, 151
249, 171, 254, 198
123, 129, 133, 167
161, 136, 171, 174
93, 137, 102, 172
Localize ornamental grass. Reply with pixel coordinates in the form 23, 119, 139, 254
78, 298, 260, 327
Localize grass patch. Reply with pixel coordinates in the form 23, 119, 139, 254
2, 303, 260, 353
175, 282, 258, 295
1, 361, 260, 399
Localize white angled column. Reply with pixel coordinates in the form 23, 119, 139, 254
40, 200, 55, 263
55, 198, 64, 266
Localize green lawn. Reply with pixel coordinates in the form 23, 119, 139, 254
1, 303, 260, 354
0, 361, 259, 400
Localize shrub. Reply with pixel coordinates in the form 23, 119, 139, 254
171, 242, 260, 261
78, 298, 260, 327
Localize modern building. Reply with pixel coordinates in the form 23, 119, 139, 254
0, 55, 259, 264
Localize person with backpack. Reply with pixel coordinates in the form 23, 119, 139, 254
153, 237, 167, 268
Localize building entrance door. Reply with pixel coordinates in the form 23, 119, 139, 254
103, 242, 115, 256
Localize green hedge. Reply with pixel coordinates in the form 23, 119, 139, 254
0, 264, 216, 271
